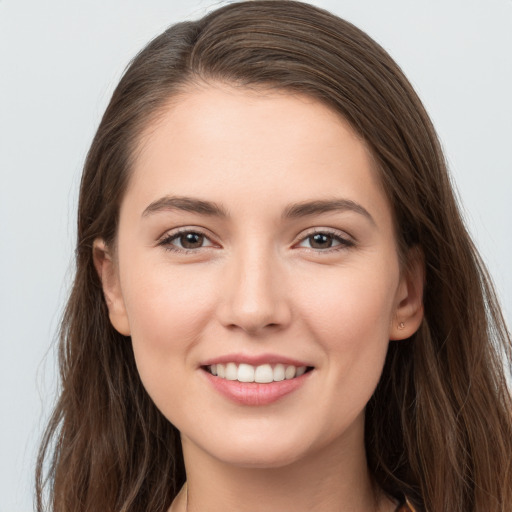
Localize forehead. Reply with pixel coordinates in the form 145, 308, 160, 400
124, 83, 391, 226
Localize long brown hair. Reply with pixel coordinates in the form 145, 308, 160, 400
36, 2, 512, 511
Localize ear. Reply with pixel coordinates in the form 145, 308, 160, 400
92, 239, 131, 336
389, 246, 425, 340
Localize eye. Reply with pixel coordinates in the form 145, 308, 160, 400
158, 230, 215, 252
297, 230, 354, 251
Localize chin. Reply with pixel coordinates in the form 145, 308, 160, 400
196, 424, 329, 470
213, 444, 306, 470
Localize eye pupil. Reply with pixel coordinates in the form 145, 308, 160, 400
310, 233, 332, 248
181, 233, 204, 249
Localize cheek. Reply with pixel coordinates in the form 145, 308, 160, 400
296, 262, 398, 401
123, 253, 218, 326
119, 261, 218, 388
299, 261, 398, 344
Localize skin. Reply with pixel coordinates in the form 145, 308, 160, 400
94, 83, 424, 512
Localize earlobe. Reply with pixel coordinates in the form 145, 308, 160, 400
389, 247, 425, 340
92, 239, 131, 336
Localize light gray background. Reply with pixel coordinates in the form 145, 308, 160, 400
1, 1, 511, 510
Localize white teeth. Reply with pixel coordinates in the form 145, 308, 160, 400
296, 366, 306, 377
237, 363, 255, 382
255, 364, 273, 383
225, 362, 237, 380
273, 363, 285, 382
285, 365, 296, 380
209, 363, 309, 383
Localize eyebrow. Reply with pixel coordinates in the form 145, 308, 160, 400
142, 196, 229, 218
141, 195, 375, 225
283, 199, 375, 225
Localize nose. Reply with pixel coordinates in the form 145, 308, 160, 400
216, 245, 292, 335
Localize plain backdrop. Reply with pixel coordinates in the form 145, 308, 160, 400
1, 0, 511, 510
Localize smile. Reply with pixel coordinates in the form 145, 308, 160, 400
207, 363, 310, 383
202, 362, 314, 406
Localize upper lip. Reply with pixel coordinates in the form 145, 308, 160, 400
200, 353, 313, 368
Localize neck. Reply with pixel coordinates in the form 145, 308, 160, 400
171, 418, 394, 512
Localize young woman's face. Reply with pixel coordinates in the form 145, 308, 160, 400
99, 84, 421, 469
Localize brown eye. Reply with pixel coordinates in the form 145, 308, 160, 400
308, 233, 334, 249
159, 230, 214, 252
179, 232, 205, 249
297, 231, 354, 251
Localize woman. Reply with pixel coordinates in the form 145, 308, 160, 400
36, 1, 512, 511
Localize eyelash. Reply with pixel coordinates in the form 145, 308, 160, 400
157, 228, 355, 254
157, 229, 216, 254
296, 229, 355, 253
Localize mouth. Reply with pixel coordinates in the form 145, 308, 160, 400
203, 363, 314, 383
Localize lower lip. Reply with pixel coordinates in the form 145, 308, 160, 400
202, 369, 312, 406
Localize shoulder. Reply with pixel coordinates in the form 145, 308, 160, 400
395, 499, 417, 512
